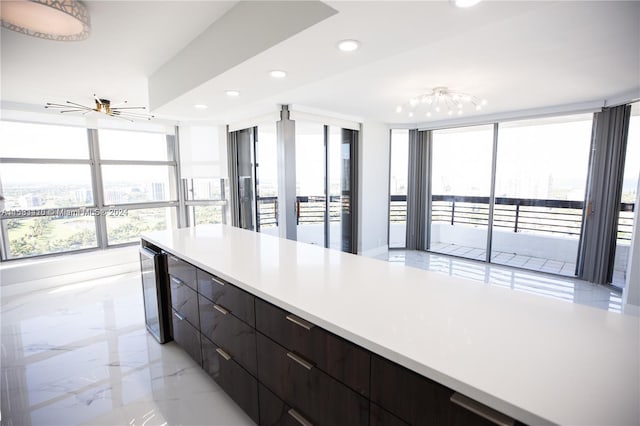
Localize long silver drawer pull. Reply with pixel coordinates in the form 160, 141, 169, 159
285, 314, 314, 331
170, 276, 183, 285
215, 347, 232, 361
213, 304, 229, 315
173, 311, 186, 321
210, 277, 224, 285
287, 408, 313, 426
286, 352, 313, 370
450, 393, 514, 426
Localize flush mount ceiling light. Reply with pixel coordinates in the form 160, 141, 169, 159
450, 0, 482, 8
396, 86, 487, 119
45, 95, 154, 121
337, 39, 360, 52
0, 0, 90, 41
225, 90, 240, 97
269, 70, 287, 79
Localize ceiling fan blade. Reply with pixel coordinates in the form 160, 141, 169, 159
65, 101, 93, 110
107, 112, 133, 122
59, 109, 91, 113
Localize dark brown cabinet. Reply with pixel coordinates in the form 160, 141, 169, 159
167, 255, 197, 290
199, 294, 257, 376
201, 335, 259, 424
171, 308, 202, 366
197, 269, 255, 326
145, 247, 526, 426
255, 298, 370, 397
169, 275, 200, 330
257, 332, 369, 426
370, 403, 410, 426
371, 354, 453, 425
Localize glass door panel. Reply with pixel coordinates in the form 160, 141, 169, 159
295, 122, 326, 246
328, 127, 356, 252
613, 103, 640, 287
491, 114, 593, 275
429, 125, 494, 260
236, 128, 256, 231
256, 123, 279, 236
389, 129, 409, 248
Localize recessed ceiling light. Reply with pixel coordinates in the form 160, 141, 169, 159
337, 39, 360, 52
269, 70, 287, 79
450, 0, 482, 8
194, 104, 208, 109
225, 90, 240, 97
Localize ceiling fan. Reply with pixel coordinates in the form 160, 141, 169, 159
45, 95, 155, 121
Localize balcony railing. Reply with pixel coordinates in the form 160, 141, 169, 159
257, 196, 349, 228
389, 194, 635, 243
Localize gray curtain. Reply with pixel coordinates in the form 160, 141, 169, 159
227, 128, 240, 227
405, 130, 430, 250
579, 104, 631, 284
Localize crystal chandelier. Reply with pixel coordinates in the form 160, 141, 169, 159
396, 86, 488, 119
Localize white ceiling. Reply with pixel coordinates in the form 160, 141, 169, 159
1, 1, 639, 126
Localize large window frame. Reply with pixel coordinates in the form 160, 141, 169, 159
0, 121, 180, 261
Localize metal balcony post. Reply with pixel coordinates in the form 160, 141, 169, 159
451, 200, 455, 225
514, 204, 520, 233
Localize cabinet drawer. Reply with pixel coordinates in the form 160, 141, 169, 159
255, 298, 369, 397
197, 269, 255, 326
171, 308, 201, 366
449, 393, 520, 426
201, 335, 259, 424
370, 403, 409, 426
259, 383, 314, 426
371, 355, 452, 425
199, 294, 257, 376
167, 255, 197, 290
170, 275, 199, 330
257, 332, 368, 426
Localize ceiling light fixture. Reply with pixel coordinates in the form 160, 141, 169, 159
225, 90, 240, 97
396, 87, 487, 119
450, 0, 482, 8
269, 70, 287, 79
0, 0, 90, 41
337, 39, 360, 52
45, 94, 154, 121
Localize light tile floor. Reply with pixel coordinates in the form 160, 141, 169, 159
374, 248, 624, 313
1, 272, 254, 426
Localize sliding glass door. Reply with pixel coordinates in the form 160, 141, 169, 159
295, 122, 326, 246
429, 125, 494, 261
491, 115, 593, 275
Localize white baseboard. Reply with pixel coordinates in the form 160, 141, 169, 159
0, 246, 140, 288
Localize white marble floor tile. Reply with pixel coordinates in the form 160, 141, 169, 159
1, 271, 254, 426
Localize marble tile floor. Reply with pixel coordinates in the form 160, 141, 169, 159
374, 249, 624, 313
1, 272, 254, 426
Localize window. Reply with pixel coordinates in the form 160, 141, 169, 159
96, 129, 178, 246
389, 129, 409, 248
0, 121, 179, 260
184, 177, 228, 227
0, 121, 98, 259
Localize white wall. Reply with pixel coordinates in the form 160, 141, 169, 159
358, 121, 390, 256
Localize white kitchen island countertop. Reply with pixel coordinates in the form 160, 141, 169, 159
142, 224, 640, 426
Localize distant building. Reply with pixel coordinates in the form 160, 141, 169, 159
152, 182, 166, 201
